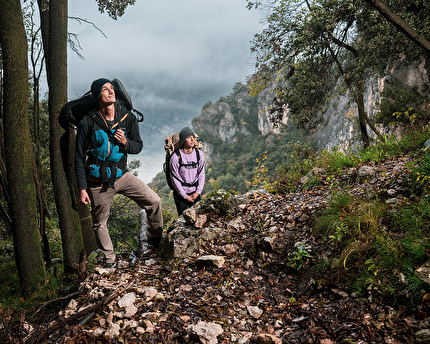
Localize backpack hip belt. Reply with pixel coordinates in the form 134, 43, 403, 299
87, 157, 126, 188
180, 180, 199, 188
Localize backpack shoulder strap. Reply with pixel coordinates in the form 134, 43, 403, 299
196, 148, 201, 164
174, 150, 182, 167
195, 148, 203, 175
111, 103, 129, 131
87, 110, 112, 136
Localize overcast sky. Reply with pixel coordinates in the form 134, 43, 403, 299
67, 0, 265, 182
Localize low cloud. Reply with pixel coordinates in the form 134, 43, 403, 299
67, 0, 264, 182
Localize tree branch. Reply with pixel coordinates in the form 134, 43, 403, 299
364, 0, 430, 55
69, 16, 107, 38
27, 286, 126, 343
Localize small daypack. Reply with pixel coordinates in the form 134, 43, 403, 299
58, 78, 144, 130
163, 132, 203, 190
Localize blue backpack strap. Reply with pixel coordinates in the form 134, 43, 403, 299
85, 106, 127, 188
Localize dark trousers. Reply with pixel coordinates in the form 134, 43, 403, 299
173, 190, 201, 216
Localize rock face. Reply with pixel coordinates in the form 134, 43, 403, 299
193, 58, 430, 163
196, 103, 242, 144
312, 57, 429, 151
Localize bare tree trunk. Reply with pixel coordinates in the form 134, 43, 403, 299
61, 130, 98, 254
30, 13, 51, 266
355, 94, 370, 149
38, 0, 97, 261
0, 0, 46, 293
44, 0, 84, 271
326, 33, 382, 148
356, 91, 385, 143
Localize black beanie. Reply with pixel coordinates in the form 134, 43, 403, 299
179, 127, 195, 147
91, 78, 112, 100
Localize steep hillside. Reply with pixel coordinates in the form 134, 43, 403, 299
149, 82, 311, 210
175, 58, 428, 197
189, 83, 312, 195
20, 149, 430, 344
150, 58, 430, 216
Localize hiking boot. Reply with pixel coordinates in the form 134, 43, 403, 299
147, 236, 162, 248
140, 244, 156, 260
140, 235, 162, 260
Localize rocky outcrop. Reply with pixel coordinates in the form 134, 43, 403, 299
195, 102, 240, 144
158, 189, 239, 259
193, 86, 288, 147
299, 58, 430, 152
313, 57, 429, 151
193, 58, 429, 165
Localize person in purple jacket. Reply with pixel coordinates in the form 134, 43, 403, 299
169, 127, 205, 215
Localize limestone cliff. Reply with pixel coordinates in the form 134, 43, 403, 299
193, 57, 429, 164
313, 57, 430, 151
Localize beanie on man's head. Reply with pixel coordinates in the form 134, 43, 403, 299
179, 127, 195, 147
91, 78, 112, 100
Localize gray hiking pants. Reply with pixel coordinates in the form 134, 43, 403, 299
87, 172, 163, 264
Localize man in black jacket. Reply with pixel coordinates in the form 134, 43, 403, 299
75, 78, 163, 267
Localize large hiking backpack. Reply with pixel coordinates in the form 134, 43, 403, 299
163, 132, 203, 190
58, 78, 144, 130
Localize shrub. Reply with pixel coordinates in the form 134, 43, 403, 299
199, 189, 239, 217
316, 190, 430, 305
375, 84, 429, 125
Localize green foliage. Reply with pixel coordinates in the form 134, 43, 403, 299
96, 0, 136, 20
396, 127, 430, 153
301, 174, 322, 191
316, 193, 354, 237
359, 127, 430, 162
0, 239, 65, 310
319, 148, 356, 173
162, 208, 178, 233
108, 194, 140, 255
248, 0, 430, 136
128, 159, 141, 176
271, 153, 315, 194
375, 84, 430, 126
252, 151, 270, 190
328, 222, 348, 246
199, 189, 239, 217
287, 243, 313, 270
410, 155, 430, 194
149, 171, 177, 215
270, 126, 430, 195
202, 101, 212, 110
0, 242, 19, 304
316, 189, 430, 305
47, 226, 63, 260
358, 144, 391, 164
